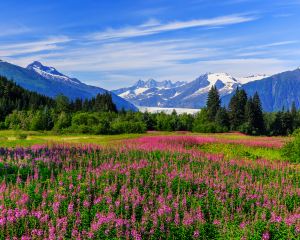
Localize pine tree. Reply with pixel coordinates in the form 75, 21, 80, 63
55, 94, 70, 113
215, 107, 230, 129
206, 86, 221, 121
244, 97, 255, 134
291, 101, 297, 131
252, 92, 265, 134
282, 111, 293, 135
229, 88, 248, 130
270, 111, 283, 136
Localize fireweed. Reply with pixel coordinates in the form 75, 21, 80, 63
0, 137, 298, 239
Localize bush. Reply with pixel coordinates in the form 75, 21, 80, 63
111, 121, 147, 134
281, 129, 300, 163
239, 122, 260, 135
15, 134, 27, 140
192, 122, 227, 133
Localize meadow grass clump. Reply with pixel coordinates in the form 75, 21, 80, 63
15, 133, 28, 140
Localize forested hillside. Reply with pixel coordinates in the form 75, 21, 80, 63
0, 76, 54, 121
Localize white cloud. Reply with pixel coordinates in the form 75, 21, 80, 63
241, 40, 299, 51
0, 36, 71, 57
89, 14, 257, 41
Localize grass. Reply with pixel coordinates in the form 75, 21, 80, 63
0, 130, 144, 147
198, 143, 284, 161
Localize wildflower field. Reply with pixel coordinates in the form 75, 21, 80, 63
0, 132, 299, 239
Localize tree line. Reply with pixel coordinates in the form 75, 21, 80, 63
0, 75, 299, 135
202, 86, 299, 135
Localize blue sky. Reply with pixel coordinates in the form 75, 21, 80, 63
1, 0, 300, 89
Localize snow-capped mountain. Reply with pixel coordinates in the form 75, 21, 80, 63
113, 72, 241, 108
27, 61, 81, 85
0, 60, 137, 111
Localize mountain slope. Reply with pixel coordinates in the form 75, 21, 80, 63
0, 60, 137, 111
164, 73, 240, 108
113, 79, 186, 107
222, 68, 300, 112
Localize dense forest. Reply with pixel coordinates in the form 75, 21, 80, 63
0, 75, 299, 135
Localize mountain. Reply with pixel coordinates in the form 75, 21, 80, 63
0, 60, 137, 111
113, 73, 240, 108
112, 79, 186, 107
222, 68, 300, 112
114, 69, 300, 111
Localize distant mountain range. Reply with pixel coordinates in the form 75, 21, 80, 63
0, 59, 299, 112
113, 69, 300, 111
0, 60, 137, 111
113, 73, 266, 109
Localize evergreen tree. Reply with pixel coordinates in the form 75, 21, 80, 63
243, 97, 255, 134
143, 111, 156, 130
270, 111, 283, 136
282, 111, 293, 135
206, 86, 221, 121
229, 88, 248, 130
252, 92, 265, 134
55, 94, 70, 113
291, 101, 298, 130
94, 93, 117, 113
215, 107, 230, 129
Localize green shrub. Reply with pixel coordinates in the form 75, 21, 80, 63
111, 121, 146, 134
15, 134, 27, 140
281, 129, 300, 163
193, 122, 227, 133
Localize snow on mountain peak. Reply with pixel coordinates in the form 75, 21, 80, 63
27, 61, 60, 74
27, 61, 80, 84
190, 72, 239, 97
133, 79, 185, 89
237, 74, 269, 84
206, 72, 237, 85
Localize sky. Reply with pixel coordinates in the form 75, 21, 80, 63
0, 0, 300, 89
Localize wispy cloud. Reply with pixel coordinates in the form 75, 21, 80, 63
240, 40, 299, 51
89, 14, 257, 41
0, 24, 31, 37
0, 36, 71, 57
